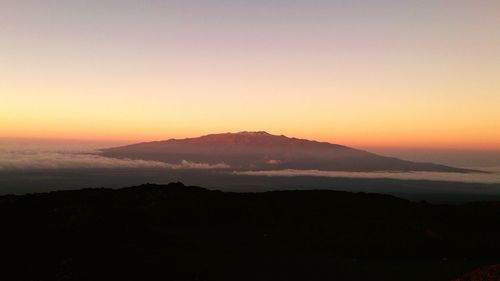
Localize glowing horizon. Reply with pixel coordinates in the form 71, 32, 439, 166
1, 1, 499, 150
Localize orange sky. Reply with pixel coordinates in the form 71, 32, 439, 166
1, 1, 499, 149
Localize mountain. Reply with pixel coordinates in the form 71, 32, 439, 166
1, 183, 499, 281
100, 131, 478, 173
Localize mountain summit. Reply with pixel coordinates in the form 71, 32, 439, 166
166, 131, 347, 148
100, 132, 477, 173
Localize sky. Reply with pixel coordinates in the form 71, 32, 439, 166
1, 0, 499, 149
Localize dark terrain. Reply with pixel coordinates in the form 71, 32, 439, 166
2, 168, 500, 203
100, 131, 478, 173
1, 182, 500, 281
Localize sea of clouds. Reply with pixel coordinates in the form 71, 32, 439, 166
233, 169, 500, 184
1, 140, 499, 184
0, 142, 229, 171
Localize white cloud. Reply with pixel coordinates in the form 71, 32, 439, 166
179, 160, 230, 169
233, 169, 500, 184
0, 151, 230, 171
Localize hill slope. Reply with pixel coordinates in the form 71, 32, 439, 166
1, 183, 500, 281
100, 131, 476, 173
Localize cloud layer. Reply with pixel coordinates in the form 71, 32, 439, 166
234, 169, 500, 184
1, 143, 498, 185
0, 150, 229, 171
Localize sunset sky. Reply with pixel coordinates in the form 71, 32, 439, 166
1, 0, 499, 149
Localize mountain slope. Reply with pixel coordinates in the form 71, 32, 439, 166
1, 183, 499, 281
100, 131, 477, 173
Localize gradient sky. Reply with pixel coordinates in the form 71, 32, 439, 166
1, 0, 499, 149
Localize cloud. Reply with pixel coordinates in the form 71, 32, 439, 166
179, 160, 230, 169
0, 151, 230, 171
233, 169, 500, 184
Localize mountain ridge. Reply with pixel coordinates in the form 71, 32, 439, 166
1, 182, 499, 281
100, 131, 481, 173
147, 131, 348, 148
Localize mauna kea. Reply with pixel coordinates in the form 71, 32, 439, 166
100, 131, 477, 173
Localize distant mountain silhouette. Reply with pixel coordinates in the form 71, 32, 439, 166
101, 131, 478, 173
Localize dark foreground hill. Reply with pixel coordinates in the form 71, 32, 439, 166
1, 183, 500, 281
100, 131, 477, 173
453, 264, 500, 281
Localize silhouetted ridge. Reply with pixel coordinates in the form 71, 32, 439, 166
100, 131, 480, 173
1, 183, 499, 281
